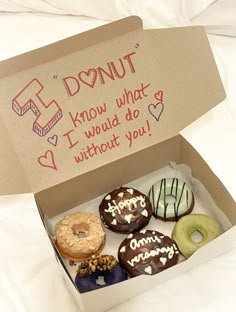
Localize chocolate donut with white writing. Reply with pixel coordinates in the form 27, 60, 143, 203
118, 230, 179, 277
99, 187, 152, 233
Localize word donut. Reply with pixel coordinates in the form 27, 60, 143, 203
149, 178, 194, 221
55, 212, 105, 261
99, 186, 152, 233
172, 214, 223, 258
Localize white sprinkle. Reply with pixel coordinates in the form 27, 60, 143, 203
118, 192, 124, 198
175, 251, 179, 254
140, 229, 146, 234
150, 250, 156, 257
160, 236, 164, 238
105, 195, 111, 200
127, 188, 134, 195
127, 234, 133, 239
141, 209, 148, 217
111, 219, 117, 225
152, 231, 156, 235
144, 266, 152, 275
160, 257, 167, 266
120, 246, 126, 253
125, 214, 133, 224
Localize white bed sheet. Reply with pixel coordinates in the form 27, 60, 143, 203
0, 1, 236, 311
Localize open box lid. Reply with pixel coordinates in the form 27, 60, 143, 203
0, 16, 225, 195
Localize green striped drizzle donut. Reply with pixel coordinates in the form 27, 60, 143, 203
148, 178, 194, 221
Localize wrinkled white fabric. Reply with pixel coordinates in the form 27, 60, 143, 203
182, 33, 236, 201
192, 0, 236, 36
0, 194, 78, 312
0, 1, 236, 312
0, 13, 107, 60
0, 0, 217, 23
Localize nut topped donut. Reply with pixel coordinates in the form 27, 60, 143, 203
75, 254, 127, 293
118, 230, 179, 277
55, 212, 105, 262
148, 178, 194, 221
99, 187, 152, 233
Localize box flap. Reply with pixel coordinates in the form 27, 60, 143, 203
144, 26, 225, 138
0, 16, 143, 80
0, 17, 225, 194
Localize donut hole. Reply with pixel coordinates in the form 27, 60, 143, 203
96, 275, 106, 286
72, 223, 89, 238
191, 230, 204, 242
77, 232, 86, 238
165, 195, 176, 204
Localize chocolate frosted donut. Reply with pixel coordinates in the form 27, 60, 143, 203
118, 230, 179, 277
99, 187, 152, 233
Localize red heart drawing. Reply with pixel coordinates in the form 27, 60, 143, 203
38, 150, 57, 171
78, 69, 97, 88
47, 135, 58, 147
154, 90, 164, 103
148, 102, 164, 122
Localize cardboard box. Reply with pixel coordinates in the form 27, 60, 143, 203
0, 16, 235, 312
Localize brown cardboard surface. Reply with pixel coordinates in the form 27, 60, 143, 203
78, 226, 236, 312
0, 16, 142, 79
36, 135, 180, 218
180, 136, 236, 224
145, 26, 225, 129
38, 135, 236, 312
0, 17, 225, 194
0, 16, 233, 312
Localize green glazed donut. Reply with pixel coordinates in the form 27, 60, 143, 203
172, 214, 223, 258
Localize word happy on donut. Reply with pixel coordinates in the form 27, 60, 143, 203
99, 187, 152, 233
104, 195, 146, 216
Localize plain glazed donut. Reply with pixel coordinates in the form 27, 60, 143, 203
55, 212, 106, 261
148, 178, 194, 221
172, 214, 223, 258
